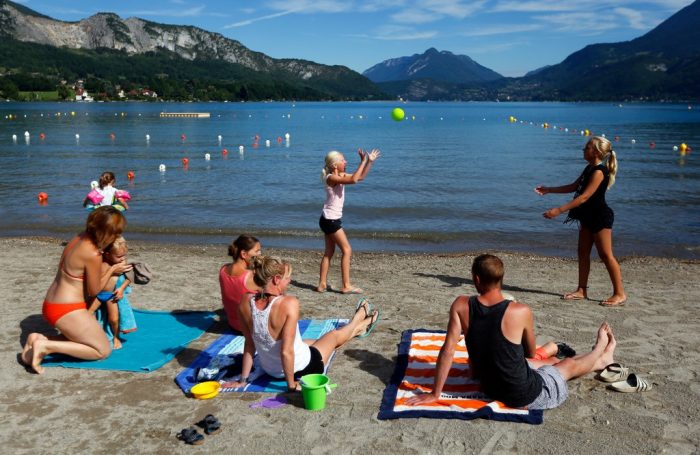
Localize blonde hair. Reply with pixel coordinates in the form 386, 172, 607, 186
108, 236, 128, 255
250, 256, 291, 288
321, 151, 343, 184
588, 136, 617, 188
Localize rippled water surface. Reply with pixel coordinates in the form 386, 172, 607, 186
0, 101, 698, 258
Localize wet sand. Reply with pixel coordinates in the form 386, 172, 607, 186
1, 237, 699, 454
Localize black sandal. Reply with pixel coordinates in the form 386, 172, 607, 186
177, 427, 204, 445
555, 342, 577, 359
197, 414, 221, 435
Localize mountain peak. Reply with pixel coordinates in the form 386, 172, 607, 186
363, 48, 502, 84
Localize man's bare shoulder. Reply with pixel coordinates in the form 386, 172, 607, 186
504, 300, 533, 321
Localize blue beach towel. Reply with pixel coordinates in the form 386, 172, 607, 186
175, 318, 347, 394
43, 309, 215, 372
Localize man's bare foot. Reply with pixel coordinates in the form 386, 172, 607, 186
315, 285, 327, 293
595, 326, 617, 370
113, 338, 123, 350
593, 322, 610, 353
563, 288, 587, 300
30, 339, 48, 374
21, 333, 48, 366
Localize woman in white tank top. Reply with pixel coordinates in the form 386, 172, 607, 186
232, 256, 379, 392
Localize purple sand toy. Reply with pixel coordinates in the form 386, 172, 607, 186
249, 396, 288, 409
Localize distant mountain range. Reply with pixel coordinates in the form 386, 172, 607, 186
0, 0, 699, 101
369, 1, 700, 101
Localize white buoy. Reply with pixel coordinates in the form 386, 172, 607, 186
565, 128, 569, 132
631, 139, 636, 144
12, 134, 17, 142
159, 164, 166, 172
217, 134, 222, 141
239, 145, 244, 154
265, 139, 270, 147
601, 134, 606, 138
285, 133, 290, 140
24, 131, 29, 137
581, 131, 585, 135
75, 133, 80, 139
205, 153, 211, 161
90, 180, 99, 189
673, 146, 679, 151
146, 134, 150, 141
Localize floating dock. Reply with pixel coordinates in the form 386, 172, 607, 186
159, 112, 210, 118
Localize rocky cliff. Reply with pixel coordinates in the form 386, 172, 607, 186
0, 0, 364, 83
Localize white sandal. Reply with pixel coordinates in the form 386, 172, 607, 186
608, 373, 652, 393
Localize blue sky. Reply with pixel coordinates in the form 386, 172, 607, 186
17, 0, 695, 77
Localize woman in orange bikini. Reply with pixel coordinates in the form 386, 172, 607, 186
21, 206, 132, 374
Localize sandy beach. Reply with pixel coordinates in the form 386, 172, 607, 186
1, 236, 699, 454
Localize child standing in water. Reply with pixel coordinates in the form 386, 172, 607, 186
84, 171, 130, 211
535, 136, 626, 307
317, 148, 380, 294
91, 236, 137, 348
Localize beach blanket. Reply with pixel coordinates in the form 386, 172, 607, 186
378, 329, 544, 424
175, 318, 347, 394
44, 309, 216, 372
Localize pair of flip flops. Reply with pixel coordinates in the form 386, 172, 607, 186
176, 414, 221, 445
598, 363, 652, 393
355, 298, 380, 339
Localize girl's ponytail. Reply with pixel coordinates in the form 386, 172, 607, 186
606, 150, 618, 189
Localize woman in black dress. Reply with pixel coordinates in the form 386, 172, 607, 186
535, 136, 627, 307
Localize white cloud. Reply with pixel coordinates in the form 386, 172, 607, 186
223, 9, 297, 28
534, 12, 618, 33
129, 6, 206, 17
267, 0, 350, 14
461, 23, 542, 37
614, 7, 650, 29
391, 9, 441, 24
348, 24, 437, 40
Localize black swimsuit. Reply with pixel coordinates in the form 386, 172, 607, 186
565, 164, 614, 232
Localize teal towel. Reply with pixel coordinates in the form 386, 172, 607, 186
44, 309, 215, 372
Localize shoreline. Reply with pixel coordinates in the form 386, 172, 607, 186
2, 236, 699, 453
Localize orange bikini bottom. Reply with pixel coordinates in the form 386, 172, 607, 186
42, 300, 87, 326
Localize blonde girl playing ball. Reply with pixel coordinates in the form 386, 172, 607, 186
317, 148, 380, 294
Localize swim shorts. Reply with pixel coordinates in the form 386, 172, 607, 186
319, 216, 342, 235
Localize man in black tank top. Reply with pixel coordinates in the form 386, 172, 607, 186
407, 254, 618, 410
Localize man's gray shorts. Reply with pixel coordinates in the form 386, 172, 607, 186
528, 365, 569, 410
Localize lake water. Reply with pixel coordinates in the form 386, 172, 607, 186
0, 101, 698, 259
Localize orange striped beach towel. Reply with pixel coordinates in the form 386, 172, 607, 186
377, 329, 543, 424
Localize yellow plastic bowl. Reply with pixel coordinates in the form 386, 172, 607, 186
190, 381, 221, 399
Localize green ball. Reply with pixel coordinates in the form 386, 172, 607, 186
391, 107, 405, 122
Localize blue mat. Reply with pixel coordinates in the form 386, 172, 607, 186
44, 309, 216, 372
175, 318, 346, 394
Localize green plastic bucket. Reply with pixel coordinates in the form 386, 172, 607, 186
300, 374, 337, 411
